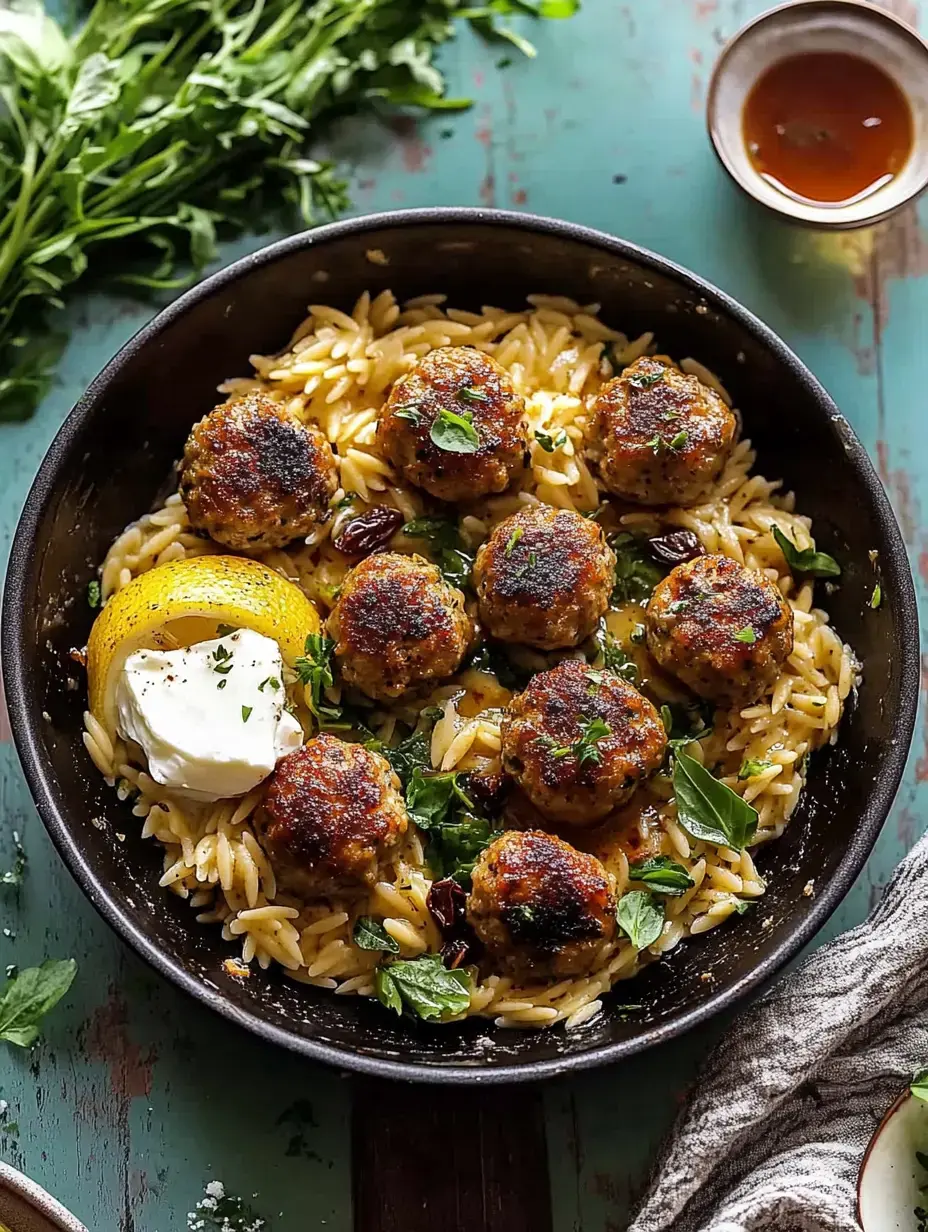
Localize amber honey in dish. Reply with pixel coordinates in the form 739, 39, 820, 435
742, 51, 913, 206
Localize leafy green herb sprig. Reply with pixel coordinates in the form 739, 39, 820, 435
0, 0, 576, 422
294, 633, 341, 725
401, 516, 475, 590
0, 958, 77, 1047
375, 953, 471, 1021
405, 767, 500, 886
773, 527, 841, 579
610, 532, 666, 605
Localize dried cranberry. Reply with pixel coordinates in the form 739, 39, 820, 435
333, 505, 404, 557
460, 771, 512, 815
647, 530, 705, 566
427, 877, 467, 933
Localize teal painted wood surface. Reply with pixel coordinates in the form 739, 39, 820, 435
1, 1, 926, 1227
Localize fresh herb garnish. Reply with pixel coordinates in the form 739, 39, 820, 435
0, 0, 576, 423
672, 750, 758, 851
352, 917, 400, 954
217, 679, 228, 690
86, 580, 101, 609
668, 430, 688, 450
616, 891, 664, 949
457, 385, 488, 404
505, 527, 523, 557
430, 406, 480, 453
402, 517, 474, 590
294, 633, 341, 724
599, 632, 639, 683
257, 676, 280, 693
732, 899, 754, 915
610, 532, 666, 605
573, 716, 611, 766
627, 368, 664, 390
734, 626, 756, 644
534, 427, 568, 452
0, 959, 77, 1047
211, 643, 233, 675
394, 405, 427, 427
241, 705, 252, 723
375, 954, 471, 1021
738, 758, 773, 780
870, 583, 882, 609
405, 769, 499, 885
333, 492, 359, 512
773, 526, 841, 579
628, 856, 694, 896
660, 700, 714, 751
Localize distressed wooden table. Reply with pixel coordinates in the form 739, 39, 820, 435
2, 1, 926, 1228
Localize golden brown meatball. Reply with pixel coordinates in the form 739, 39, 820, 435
378, 346, 529, 503
467, 830, 617, 978
326, 552, 473, 702
180, 392, 338, 551
500, 660, 666, 825
646, 554, 794, 706
474, 505, 616, 650
591, 356, 737, 506
262, 734, 407, 897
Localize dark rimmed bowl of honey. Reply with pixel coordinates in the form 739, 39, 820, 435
707, 0, 928, 228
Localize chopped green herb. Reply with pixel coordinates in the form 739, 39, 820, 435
610, 532, 666, 605
734, 626, 756, 644
599, 632, 639, 683
352, 917, 400, 954
773, 526, 841, 579
0, 959, 77, 1047
333, 492, 359, 511
628, 855, 694, 896
430, 406, 480, 453
375, 954, 471, 1022
645, 434, 663, 455
217, 679, 228, 690
241, 705, 252, 723
505, 527, 523, 557
393, 404, 427, 427
732, 899, 755, 915
616, 891, 664, 949
294, 633, 341, 724
534, 427, 568, 452
86, 580, 101, 609
457, 385, 488, 404
626, 368, 665, 390
673, 750, 758, 851
258, 676, 281, 693
668, 430, 688, 450
406, 768, 474, 829
738, 758, 773, 780
870, 582, 882, 609
573, 716, 611, 766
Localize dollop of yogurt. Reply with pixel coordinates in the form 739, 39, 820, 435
116, 628, 303, 801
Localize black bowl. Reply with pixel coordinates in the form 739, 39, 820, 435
3, 209, 918, 1082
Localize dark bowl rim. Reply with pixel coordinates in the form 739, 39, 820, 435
2, 206, 919, 1083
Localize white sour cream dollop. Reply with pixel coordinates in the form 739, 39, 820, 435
116, 628, 303, 801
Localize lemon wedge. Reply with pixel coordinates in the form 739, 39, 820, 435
87, 555, 320, 737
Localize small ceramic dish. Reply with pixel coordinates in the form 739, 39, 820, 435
858, 1083, 928, 1231
0, 1162, 87, 1232
707, 0, 928, 228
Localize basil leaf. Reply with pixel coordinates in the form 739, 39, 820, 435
375, 954, 471, 1021
912, 1069, 928, 1103
426, 813, 501, 887
610, 532, 666, 604
773, 526, 841, 579
406, 768, 473, 829
353, 917, 400, 953
627, 856, 694, 896
429, 407, 480, 453
380, 730, 432, 788
0, 958, 77, 1047
673, 751, 758, 850
616, 891, 664, 950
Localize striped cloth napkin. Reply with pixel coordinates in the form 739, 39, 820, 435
629, 830, 928, 1232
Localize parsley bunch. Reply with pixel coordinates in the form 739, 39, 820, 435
0, 0, 577, 421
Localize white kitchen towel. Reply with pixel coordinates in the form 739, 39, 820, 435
630, 830, 928, 1232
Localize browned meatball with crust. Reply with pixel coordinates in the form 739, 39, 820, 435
379, 346, 529, 503
500, 660, 667, 825
467, 830, 617, 978
591, 356, 737, 506
646, 554, 794, 706
181, 392, 338, 551
262, 734, 407, 897
474, 505, 616, 650
326, 552, 473, 702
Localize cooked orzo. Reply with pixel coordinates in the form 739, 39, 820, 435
82, 290, 858, 1032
